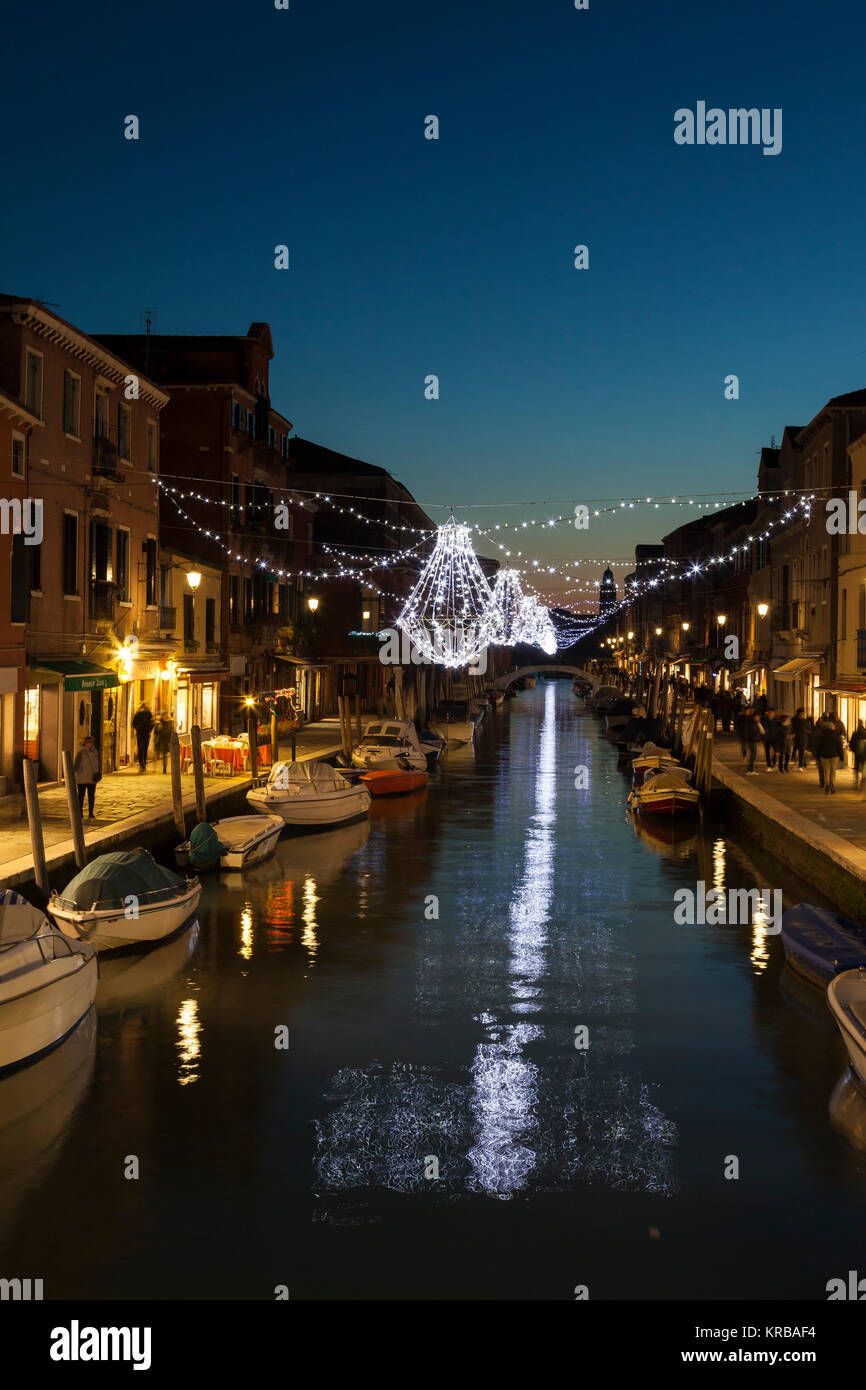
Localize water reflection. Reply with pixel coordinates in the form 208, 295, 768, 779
239, 905, 254, 961
0, 1011, 96, 1238
176, 998, 202, 1086
301, 877, 319, 963
98, 922, 200, 1012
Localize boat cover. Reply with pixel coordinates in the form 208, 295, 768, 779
56, 849, 187, 912
640, 769, 695, 791
782, 904, 866, 980
267, 761, 351, 793
188, 822, 225, 869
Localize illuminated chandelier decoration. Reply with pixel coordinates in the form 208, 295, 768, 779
513, 594, 558, 656
489, 568, 526, 645
396, 516, 497, 668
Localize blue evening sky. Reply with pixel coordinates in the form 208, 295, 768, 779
3, 0, 865, 590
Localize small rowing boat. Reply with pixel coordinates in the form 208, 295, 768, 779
781, 904, 866, 988
359, 768, 429, 796
627, 765, 700, 816
828, 969, 866, 1091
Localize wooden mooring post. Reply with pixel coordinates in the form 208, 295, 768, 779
22, 759, 49, 897
169, 732, 186, 839
61, 750, 87, 871
247, 710, 258, 780
191, 725, 207, 824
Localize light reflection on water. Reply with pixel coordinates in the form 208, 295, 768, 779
4, 682, 866, 1298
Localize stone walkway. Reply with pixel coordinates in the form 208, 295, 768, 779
713, 733, 866, 851
0, 719, 344, 887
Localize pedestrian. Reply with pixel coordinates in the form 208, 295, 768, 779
755, 692, 768, 719
810, 714, 829, 787
814, 717, 844, 794
720, 690, 732, 735
153, 710, 174, 774
763, 707, 777, 770
791, 707, 811, 771
736, 704, 751, 759
132, 701, 154, 773
73, 735, 101, 820
745, 712, 764, 774
774, 714, 791, 772
851, 720, 866, 789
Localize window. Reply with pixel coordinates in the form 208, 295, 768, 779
10, 535, 29, 623
24, 351, 42, 417
145, 538, 157, 606
30, 538, 40, 593
23, 687, 39, 761
116, 529, 130, 602
231, 474, 241, 527
11, 434, 24, 478
146, 420, 157, 472
229, 573, 240, 624
200, 683, 215, 730
205, 596, 216, 645
268, 425, 276, 449
61, 371, 81, 436
231, 400, 241, 430
62, 513, 79, 595
117, 404, 131, 461
89, 519, 113, 583
244, 576, 253, 620
94, 389, 109, 440
183, 592, 195, 642
279, 583, 289, 621
246, 410, 255, 439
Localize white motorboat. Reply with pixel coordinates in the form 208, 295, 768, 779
351, 719, 427, 773
828, 969, 866, 1090
0, 890, 97, 1072
427, 701, 482, 745
247, 760, 371, 829
627, 765, 700, 817
212, 814, 284, 870
50, 849, 201, 952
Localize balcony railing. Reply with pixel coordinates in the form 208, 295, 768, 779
90, 580, 116, 622
92, 435, 120, 479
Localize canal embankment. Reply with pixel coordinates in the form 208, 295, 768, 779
0, 720, 343, 892
712, 735, 866, 922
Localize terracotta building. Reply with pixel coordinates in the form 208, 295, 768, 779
0, 295, 171, 784
95, 323, 312, 733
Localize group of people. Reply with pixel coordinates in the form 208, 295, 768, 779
734, 698, 866, 794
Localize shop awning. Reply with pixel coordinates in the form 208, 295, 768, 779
772, 656, 821, 682
30, 658, 119, 692
818, 678, 866, 695
178, 667, 229, 683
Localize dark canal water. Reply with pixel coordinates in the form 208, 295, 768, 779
3, 680, 866, 1300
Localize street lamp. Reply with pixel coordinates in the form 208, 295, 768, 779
655, 627, 663, 637
682, 621, 690, 633
627, 631, 634, 640
307, 596, 319, 613
757, 602, 769, 618
717, 614, 727, 626
186, 570, 202, 592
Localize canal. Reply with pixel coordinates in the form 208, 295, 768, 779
3, 679, 866, 1300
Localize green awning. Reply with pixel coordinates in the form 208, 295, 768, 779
32, 659, 119, 692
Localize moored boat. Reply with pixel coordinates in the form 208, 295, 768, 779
627, 765, 700, 816
781, 904, 866, 988
0, 890, 98, 1071
50, 850, 201, 952
359, 768, 429, 796
351, 719, 427, 772
211, 814, 284, 870
174, 821, 224, 871
427, 700, 481, 745
827, 968, 866, 1090
247, 760, 371, 829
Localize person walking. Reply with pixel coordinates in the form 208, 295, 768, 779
791, 707, 810, 771
763, 707, 777, 770
73, 735, 101, 820
814, 717, 844, 794
153, 710, 174, 774
745, 713, 763, 774
851, 720, 866, 789
736, 704, 751, 760
811, 714, 829, 787
774, 714, 792, 772
132, 701, 154, 773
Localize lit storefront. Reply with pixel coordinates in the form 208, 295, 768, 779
26, 658, 119, 782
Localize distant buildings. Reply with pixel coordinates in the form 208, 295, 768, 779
598, 567, 617, 616
615, 385, 866, 730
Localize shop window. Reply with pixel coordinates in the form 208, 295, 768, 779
176, 684, 190, 735
23, 686, 39, 760
200, 683, 214, 729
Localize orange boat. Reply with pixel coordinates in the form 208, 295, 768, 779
359, 769, 429, 796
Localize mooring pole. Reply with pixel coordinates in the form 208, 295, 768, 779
169, 732, 186, 839
22, 759, 49, 897
191, 724, 207, 824
61, 750, 87, 870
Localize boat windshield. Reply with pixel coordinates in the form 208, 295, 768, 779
361, 734, 405, 747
